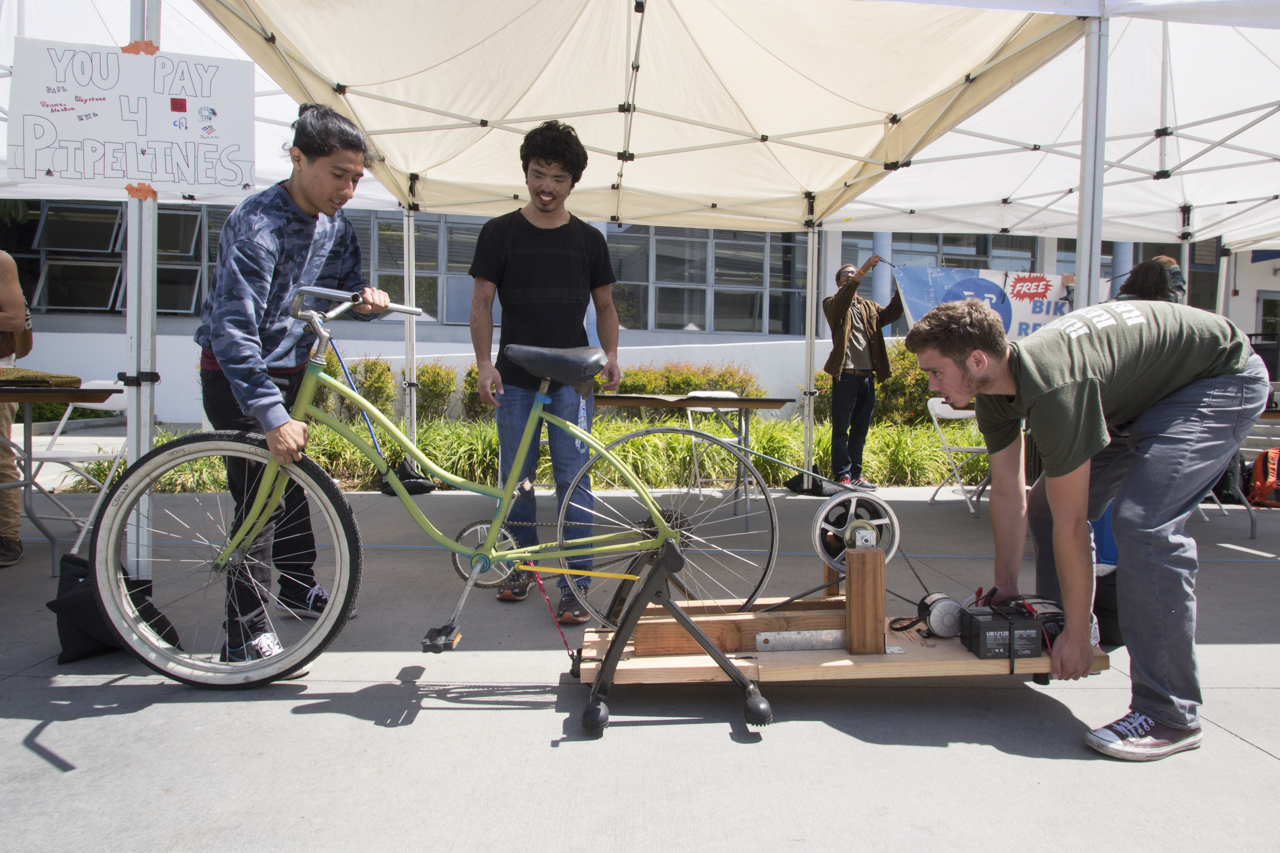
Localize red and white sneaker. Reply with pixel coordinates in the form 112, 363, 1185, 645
1085, 711, 1202, 761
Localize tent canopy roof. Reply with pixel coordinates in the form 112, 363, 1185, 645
196, 0, 1087, 230
828, 15, 1280, 247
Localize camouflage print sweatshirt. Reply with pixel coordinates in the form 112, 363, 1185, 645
194, 182, 369, 432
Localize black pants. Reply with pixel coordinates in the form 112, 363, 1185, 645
830, 373, 875, 481
202, 369, 317, 644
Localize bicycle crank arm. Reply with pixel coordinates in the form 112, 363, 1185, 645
423, 623, 461, 654
424, 555, 487, 653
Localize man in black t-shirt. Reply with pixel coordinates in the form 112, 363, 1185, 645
469, 120, 621, 624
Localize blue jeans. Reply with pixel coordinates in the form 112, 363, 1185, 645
1028, 354, 1269, 728
495, 383, 594, 591
831, 373, 875, 481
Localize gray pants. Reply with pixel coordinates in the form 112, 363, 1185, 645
1028, 354, 1269, 729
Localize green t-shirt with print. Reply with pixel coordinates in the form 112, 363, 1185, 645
975, 300, 1252, 477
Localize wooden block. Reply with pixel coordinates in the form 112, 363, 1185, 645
822, 560, 841, 598
632, 609, 846, 656
845, 548, 886, 655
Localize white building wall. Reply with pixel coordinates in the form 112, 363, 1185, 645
1225, 251, 1280, 335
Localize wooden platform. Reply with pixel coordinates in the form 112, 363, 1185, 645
579, 596, 1110, 685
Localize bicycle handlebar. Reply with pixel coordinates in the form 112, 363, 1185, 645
290, 285, 423, 320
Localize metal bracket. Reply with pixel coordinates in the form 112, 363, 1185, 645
117, 371, 160, 386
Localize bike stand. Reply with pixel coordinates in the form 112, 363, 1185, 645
581, 539, 773, 733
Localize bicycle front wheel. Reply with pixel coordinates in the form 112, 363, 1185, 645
555, 426, 778, 628
90, 432, 361, 687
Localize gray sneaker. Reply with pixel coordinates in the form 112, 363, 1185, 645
0, 536, 22, 568
1085, 711, 1203, 761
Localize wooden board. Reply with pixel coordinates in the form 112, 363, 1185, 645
632, 609, 845, 656
579, 619, 1110, 686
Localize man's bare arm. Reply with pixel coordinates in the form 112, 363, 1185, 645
1043, 462, 1096, 680
591, 285, 622, 391
987, 436, 1027, 602
470, 277, 503, 406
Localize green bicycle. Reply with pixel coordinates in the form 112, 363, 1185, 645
90, 286, 779, 692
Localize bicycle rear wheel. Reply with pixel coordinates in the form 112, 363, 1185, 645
555, 426, 777, 628
90, 432, 361, 687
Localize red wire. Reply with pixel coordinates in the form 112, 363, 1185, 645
531, 569, 576, 661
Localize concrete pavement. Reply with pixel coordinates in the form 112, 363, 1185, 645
2, 478, 1278, 850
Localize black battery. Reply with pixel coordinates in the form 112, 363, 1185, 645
961, 606, 1042, 660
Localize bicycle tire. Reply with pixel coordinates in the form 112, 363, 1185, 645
90, 431, 361, 688
554, 426, 778, 629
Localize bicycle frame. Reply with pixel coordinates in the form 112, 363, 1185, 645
216, 327, 676, 579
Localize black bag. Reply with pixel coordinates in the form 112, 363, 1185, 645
45, 554, 122, 663
1211, 457, 1250, 505
46, 554, 180, 664
783, 465, 827, 496
1093, 571, 1124, 647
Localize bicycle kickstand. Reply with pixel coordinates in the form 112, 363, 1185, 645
423, 558, 485, 653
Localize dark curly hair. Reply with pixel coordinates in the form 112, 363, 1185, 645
288, 103, 371, 167
904, 299, 1008, 367
520, 120, 588, 184
1116, 260, 1173, 301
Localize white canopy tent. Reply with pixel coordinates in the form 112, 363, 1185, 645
193, 0, 1091, 478
828, 16, 1280, 254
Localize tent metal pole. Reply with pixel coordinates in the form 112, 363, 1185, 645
1215, 249, 1232, 319
125, 0, 159, 579
403, 207, 417, 445
802, 224, 818, 489
1075, 16, 1108, 308
1159, 22, 1169, 175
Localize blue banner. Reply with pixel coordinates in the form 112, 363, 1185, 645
890, 266, 1071, 340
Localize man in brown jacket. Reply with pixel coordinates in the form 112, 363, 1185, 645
822, 256, 901, 489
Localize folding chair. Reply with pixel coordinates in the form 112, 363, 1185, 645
30, 380, 126, 554
927, 397, 990, 517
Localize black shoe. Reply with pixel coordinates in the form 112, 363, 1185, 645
850, 477, 878, 491
496, 568, 532, 602
1085, 711, 1203, 761
0, 536, 22, 568
556, 587, 590, 624
276, 584, 331, 620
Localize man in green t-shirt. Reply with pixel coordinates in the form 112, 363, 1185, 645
905, 298, 1268, 761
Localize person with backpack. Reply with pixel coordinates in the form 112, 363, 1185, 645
905, 297, 1267, 761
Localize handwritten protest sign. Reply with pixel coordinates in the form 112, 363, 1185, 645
7, 37, 254, 193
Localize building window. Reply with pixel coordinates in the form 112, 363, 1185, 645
607, 224, 649, 330
713, 289, 762, 333
840, 232, 873, 268
374, 216, 440, 322
656, 286, 706, 331
34, 204, 121, 252
37, 261, 121, 310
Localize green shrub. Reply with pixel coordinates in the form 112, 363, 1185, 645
461, 364, 493, 421
338, 357, 396, 423
406, 360, 456, 422
310, 346, 344, 418
875, 340, 933, 425
31, 402, 119, 423
806, 371, 833, 423
617, 360, 764, 397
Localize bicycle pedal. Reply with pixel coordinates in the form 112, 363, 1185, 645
422, 625, 461, 654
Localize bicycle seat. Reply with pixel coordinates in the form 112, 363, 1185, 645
505, 345, 607, 393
